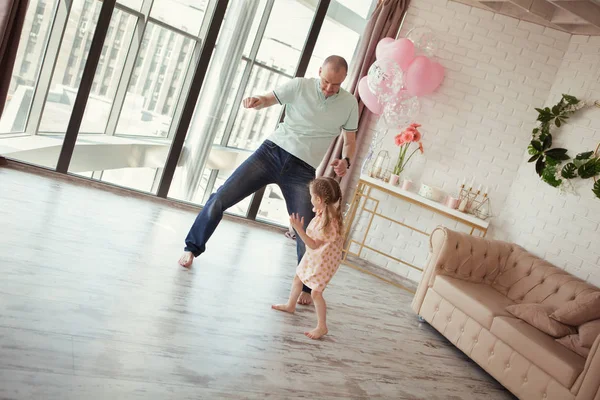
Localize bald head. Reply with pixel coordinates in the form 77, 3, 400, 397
318, 55, 348, 98
322, 55, 348, 74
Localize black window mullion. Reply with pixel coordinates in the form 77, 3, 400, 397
56, 0, 116, 173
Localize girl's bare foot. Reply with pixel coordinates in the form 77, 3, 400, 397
297, 292, 313, 305
305, 326, 328, 340
178, 251, 194, 268
271, 304, 296, 313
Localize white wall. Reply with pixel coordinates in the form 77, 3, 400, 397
495, 35, 600, 286
344, 0, 594, 283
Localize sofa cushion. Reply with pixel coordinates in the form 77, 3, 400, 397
433, 275, 514, 329
550, 292, 600, 326
556, 335, 590, 358
579, 319, 600, 348
488, 245, 600, 311
505, 303, 576, 338
491, 316, 585, 388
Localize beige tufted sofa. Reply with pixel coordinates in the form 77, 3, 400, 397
411, 227, 600, 400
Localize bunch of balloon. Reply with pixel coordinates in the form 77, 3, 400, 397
359, 27, 445, 176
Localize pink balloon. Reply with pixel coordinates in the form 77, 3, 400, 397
376, 38, 415, 71
358, 76, 383, 115
405, 56, 445, 97
375, 37, 394, 60
431, 61, 445, 84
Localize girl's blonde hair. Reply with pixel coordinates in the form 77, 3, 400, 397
310, 177, 343, 233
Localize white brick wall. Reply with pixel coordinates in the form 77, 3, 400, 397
495, 36, 600, 287
344, 0, 589, 283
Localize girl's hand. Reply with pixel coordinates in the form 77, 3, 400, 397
289, 213, 305, 232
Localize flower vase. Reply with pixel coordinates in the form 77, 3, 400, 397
390, 173, 400, 186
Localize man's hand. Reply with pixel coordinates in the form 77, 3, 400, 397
243, 96, 264, 109
331, 159, 348, 177
242, 93, 277, 110
289, 213, 305, 232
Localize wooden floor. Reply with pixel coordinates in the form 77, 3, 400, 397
0, 164, 515, 400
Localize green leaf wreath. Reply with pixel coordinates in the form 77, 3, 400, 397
527, 94, 600, 199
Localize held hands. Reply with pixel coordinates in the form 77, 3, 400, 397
289, 213, 305, 233
243, 96, 264, 110
330, 158, 348, 177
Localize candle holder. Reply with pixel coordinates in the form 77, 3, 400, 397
457, 183, 492, 220
369, 150, 391, 181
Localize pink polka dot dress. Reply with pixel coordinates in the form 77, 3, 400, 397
296, 212, 343, 291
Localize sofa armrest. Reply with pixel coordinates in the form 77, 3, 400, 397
575, 334, 600, 400
411, 226, 514, 315
411, 226, 448, 314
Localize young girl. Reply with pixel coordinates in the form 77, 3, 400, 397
272, 177, 344, 340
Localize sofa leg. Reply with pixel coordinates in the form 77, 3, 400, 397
417, 315, 425, 322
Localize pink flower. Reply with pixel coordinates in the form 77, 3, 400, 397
418, 142, 424, 154
402, 131, 415, 143
394, 134, 405, 146
413, 130, 421, 142
398, 123, 422, 143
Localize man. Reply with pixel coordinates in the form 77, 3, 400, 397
179, 55, 358, 305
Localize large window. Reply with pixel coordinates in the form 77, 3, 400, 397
68, 1, 208, 190
115, 23, 194, 138
1, 0, 375, 226
39, 0, 103, 134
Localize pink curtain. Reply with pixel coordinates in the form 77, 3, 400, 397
316, 0, 410, 196
0, 0, 29, 165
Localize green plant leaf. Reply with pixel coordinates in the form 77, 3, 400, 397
532, 128, 539, 135
545, 148, 570, 161
563, 94, 579, 104
555, 118, 562, 127
531, 140, 543, 152
593, 180, 600, 199
536, 156, 546, 176
578, 158, 600, 179
552, 153, 570, 161
542, 135, 552, 150
536, 110, 554, 123
552, 105, 560, 115
576, 151, 594, 160
542, 164, 562, 187
528, 154, 541, 163
561, 163, 577, 179
545, 156, 561, 167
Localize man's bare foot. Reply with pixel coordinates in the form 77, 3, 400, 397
297, 292, 313, 305
305, 326, 328, 340
178, 251, 194, 268
271, 304, 295, 313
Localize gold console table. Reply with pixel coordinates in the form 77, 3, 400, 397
343, 175, 490, 293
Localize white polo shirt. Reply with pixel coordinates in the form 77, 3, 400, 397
267, 77, 359, 169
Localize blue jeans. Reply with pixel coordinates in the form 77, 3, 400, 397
184, 140, 316, 293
